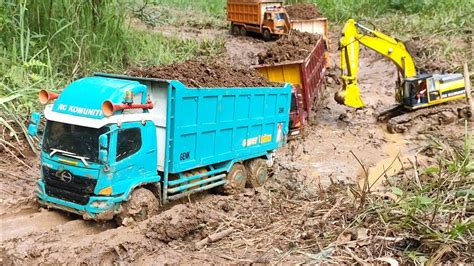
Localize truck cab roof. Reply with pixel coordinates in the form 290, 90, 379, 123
49, 76, 148, 120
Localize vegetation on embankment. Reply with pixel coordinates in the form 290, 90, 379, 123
0, 0, 224, 142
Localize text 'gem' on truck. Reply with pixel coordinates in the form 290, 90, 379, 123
27, 74, 292, 224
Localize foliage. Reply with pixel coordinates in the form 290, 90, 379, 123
0, 0, 225, 144
352, 126, 473, 263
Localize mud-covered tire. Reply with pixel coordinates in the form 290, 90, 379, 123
240, 27, 247, 36
115, 188, 159, 226
232, 25, 241, 36
245, 159, 268, 188
220, 163, 247, 195
263, 29, 271, 41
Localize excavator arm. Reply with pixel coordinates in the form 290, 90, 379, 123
336, 19, 417, 108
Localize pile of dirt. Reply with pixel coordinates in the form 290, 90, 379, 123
128, 60, 281, 88
257, 31, 321, 65
286, 3, 322, 20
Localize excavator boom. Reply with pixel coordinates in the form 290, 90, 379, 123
337, 19, 417, 108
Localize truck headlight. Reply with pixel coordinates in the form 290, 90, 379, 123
98, 186, 112, 195
90, 200, 108, 209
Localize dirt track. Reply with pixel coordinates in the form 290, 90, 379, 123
0, 26, 470, 264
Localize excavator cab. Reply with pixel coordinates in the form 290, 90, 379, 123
403, 73, 465, 110
402, 74, 432, 109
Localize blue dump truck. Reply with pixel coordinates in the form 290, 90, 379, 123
28, 73, 291, 223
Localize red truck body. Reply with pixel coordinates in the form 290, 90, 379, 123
254, 37, 326, 137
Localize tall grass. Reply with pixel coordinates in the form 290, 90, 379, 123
0, 0, 225, 145
132, 0, 227, 29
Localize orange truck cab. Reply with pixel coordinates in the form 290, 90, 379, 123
227, 0, 291, 41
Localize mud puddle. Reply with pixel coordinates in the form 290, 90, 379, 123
358, 132, 408, 191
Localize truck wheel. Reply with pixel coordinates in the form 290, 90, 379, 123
263, 29, 271, 41
115, 188, 159, 226
245, 159, 268, 188
232, 25, 241, 36
240, 27, 247, 36
221, 163, 247, 195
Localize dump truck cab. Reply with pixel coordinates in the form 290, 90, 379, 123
227, 0, 290, 41
29, 77, 160, 220
262, 7, 289, 36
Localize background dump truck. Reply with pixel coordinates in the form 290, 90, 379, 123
227, 0, 291, 41
28, 74, 291, 223
254, 36, 326, 138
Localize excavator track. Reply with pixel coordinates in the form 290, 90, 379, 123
378, 104, 466, 134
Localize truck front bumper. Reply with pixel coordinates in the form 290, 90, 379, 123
36, 180, 123, 221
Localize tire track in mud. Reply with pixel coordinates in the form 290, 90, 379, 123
0, 208, 118, 265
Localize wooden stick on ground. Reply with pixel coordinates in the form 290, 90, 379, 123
195, 228, 234, 249
463, 62, 473, 120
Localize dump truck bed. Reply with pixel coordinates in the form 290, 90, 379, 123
96, 74, 291, 174
290, 18, 330, 67
227, 0, 284, 25
254, 37, 326, 115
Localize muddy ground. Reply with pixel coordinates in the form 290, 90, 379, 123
1, 21, 472, 265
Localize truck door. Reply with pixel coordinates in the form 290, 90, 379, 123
111, 122, 156, 191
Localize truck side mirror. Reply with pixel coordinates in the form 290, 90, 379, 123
27, 112, 41, 136
99, 134, 109, 164
99, 134, 108, 149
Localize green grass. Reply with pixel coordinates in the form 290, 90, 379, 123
132, 0, 227, 29
0, 0, 225, 145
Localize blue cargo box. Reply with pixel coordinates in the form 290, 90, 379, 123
95, 73, 292, 174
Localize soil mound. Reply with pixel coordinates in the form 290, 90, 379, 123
286, 3, 322, 20
128, 60, 281, 88
257, 31, 321, 64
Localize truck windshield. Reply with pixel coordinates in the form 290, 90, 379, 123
42, 121, 106, 163
274, 13, 285, 20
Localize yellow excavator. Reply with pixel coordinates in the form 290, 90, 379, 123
335, 19, 467, 132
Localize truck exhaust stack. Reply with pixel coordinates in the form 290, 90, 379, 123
101, 100, 154, 117
39, 90, 59, 105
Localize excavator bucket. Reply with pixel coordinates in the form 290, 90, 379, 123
334, 84, 365, 108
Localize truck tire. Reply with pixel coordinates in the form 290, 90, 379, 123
232, 25, 241, 36
221, 163, 247, 195
245, 159, 268, 188
240, 27, 247, 36
115, 188, 159, 226
263, 29, 271, 41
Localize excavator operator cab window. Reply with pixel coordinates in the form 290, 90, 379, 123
406, 79, 428, 106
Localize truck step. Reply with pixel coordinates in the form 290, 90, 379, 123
167, 174, 226, 201
167, 174, 226, 194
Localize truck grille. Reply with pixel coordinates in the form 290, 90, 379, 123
42, 166, 97, 205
